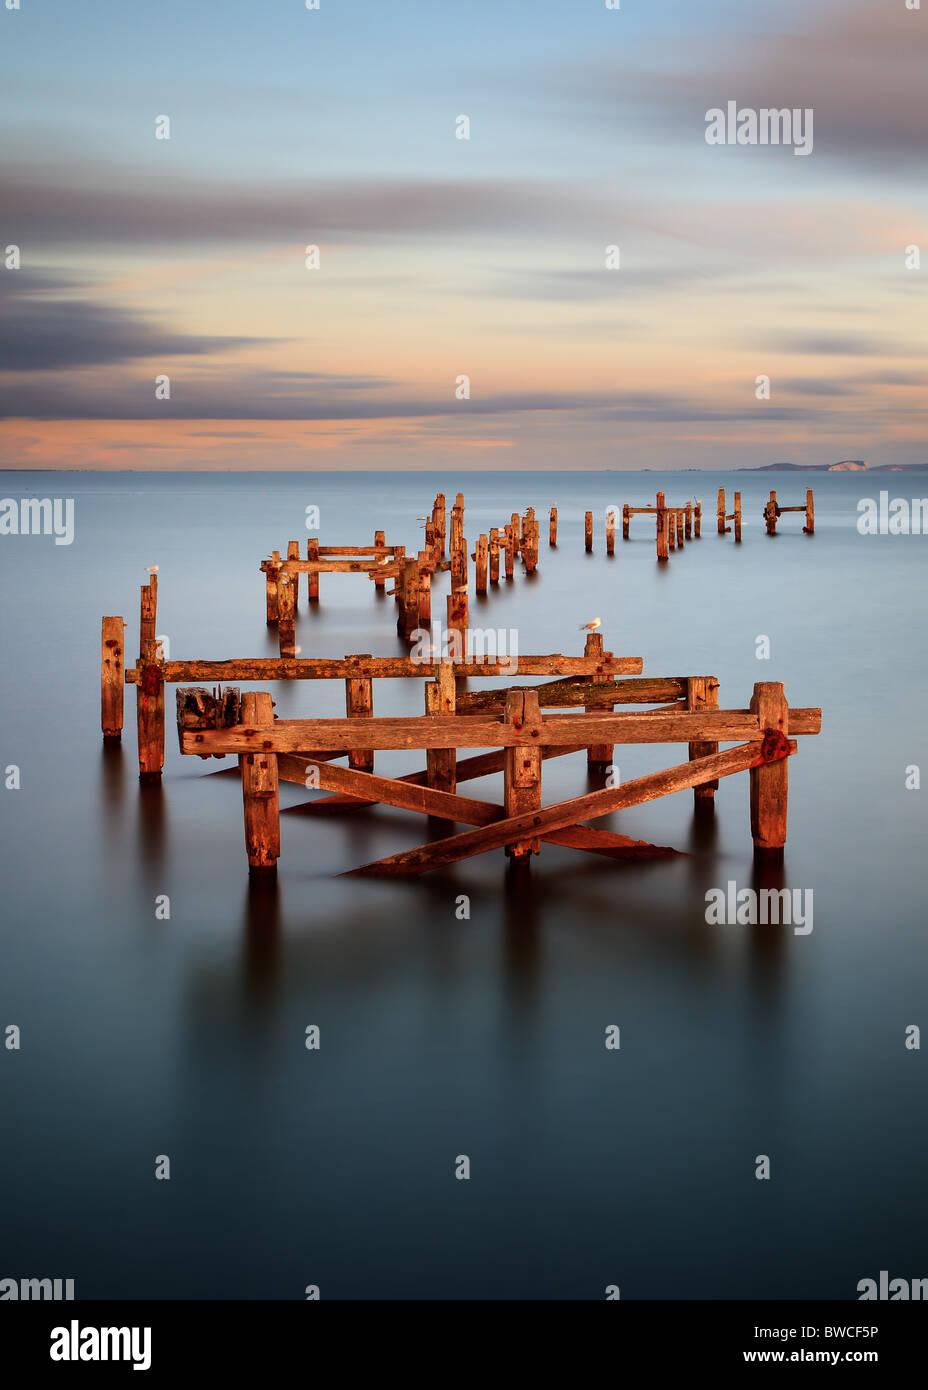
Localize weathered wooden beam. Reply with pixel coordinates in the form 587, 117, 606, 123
346, 738, 796, 876
277, 571, 296, 657
131, 653, 645, 683
489, 527, 501, 584
504, 689, 542, 856
585, 632, 612, 768
585, 510, 593, 552
803, 489, 815, 534
137, 638, 165, 780
549, 506, 558, 546
240, 691, 279, 872
180, 706, 821, 756
606, 507, 615, 555
686, 676, 719, 799
455, 676, 687, 713
345, 657, 374, 773
101, 616, 126, 739
656, 492, 668, 562
266, 550, 280, 623
475, 534, 488, 594
287, 541, 301, 608
426, 661, 456, 794
750, 683, 789, 850
306, 538, 319, 601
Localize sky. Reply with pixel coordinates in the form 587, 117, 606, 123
1, 0, 926, 470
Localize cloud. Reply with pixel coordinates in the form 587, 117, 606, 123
0, 272, 258, 369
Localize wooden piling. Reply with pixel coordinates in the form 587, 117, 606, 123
803, 488, 815, 534
425, 662, 456, 794
656, 492, 668, 561
434, 494, 447, 558
400, 557, 419, 638
668, 509, 677, 551
489, 528, 501, 584
503, 689, 542, 857
101, 615, 126, 739
287, 541, 300, 608
522, 514, 538, 573
373, 530, 387, 590
451, 534, 467, 592
717, 488, 726, 535
686, 676, 720, 800
140, 578, 157, 652
622, 504, 630, 541
734, 492, 742, 543
749, 682, 789, 850
606, 508, 615, 555
585, 632, 613, 769
585, 510, 593, 552
684, 503, 693, 541
345, 657, 374, 773
504, 524, 515, 579
392, 545, 405, 606
265, 551, 281, 623
549, 506, 558, 546
694, 501, 701, 538
510, 512, 520, 560
277, 572, 296, 657
417, 550, 432, 626
240, 690, 279, 872
765, 490, 778, 535
305, 539, 319, 602
475, 534, 488, 594
446, 588, 468, 653
137, 637, 165, 780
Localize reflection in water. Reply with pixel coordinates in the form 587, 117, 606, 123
747, 849, 789, 1008
100, 739, 125, 836
240, 870, 282, 1008
137, 776, 167, 880
502, 856, 542, 1003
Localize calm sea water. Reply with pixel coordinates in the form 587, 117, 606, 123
0, 469, 926, 1300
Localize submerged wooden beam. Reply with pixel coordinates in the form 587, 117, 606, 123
346, 737, 797, 876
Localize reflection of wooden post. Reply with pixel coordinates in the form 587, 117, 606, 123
489, 528, 501, 584
694, 501, 701, 538
277, 572, 296, 657
686, 676, 719, 800
734, 492, 742, 542
584, 632, 612, 769
475, 534, 488, 593
803, 488, 815, 534
346, 657, 374, 773
240, 691, 279, 872
622, 504, 630, 540
101, 616, 125, 739
504, 524, 515, 579
426, 661, 456, 793
765, 490, 778, 535
684, 503, 693, 540
287, 541, 300, 608
750, 682, 789, 850
373, 530, 387, 590
137, 638, 165, 780
656, 492, 668, 561
504, 689, 542, 858
306, 539, 319, 602
717, 488, 726, 534
606, 508, 615, 555
549, 506, 558, 546
585, 511, 593, 552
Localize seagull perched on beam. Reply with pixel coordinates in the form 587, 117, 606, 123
579, 617, 601, 631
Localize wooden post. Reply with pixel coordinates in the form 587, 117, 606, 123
668, 509, 677, 551
373, 530, 387, 590
522, 516, 538, 573
101, 616, 125, 739
503, 689, 542, 858
435, 494, 446, 558
749, 682, 789, 851
656, 492, 668, 561
510, 512, 520, 560
140, 579, 156, 653
475, 534, 488, 593
137, 637, 165, 780
584, 632, 612, 769
287, 541, 300, 608
392, 544, 405, 605
266, 551, 281, 623
684, 503, 693, 540
277, 572, 296, 657
504, 524, 515, 579
675, 510, 684, 549
549, 506, 558, 546
585, 510, 593, 552
345, 657, 374, 773
686, 676, 719, 800
717, 488, 726, 534
306, 539, 319, 602
606, 507, 615, 555
489, 527, 501, 584
622, 504, 630, 540
451, 534, 467, 592
417, 550, 432, 626
734, 492, 742, 542
425, 662, 456, 793
804, 488, 815, 534
765, 490, 778, 535
446, 588, 468, 653
240, 690, 279, 872
400, 557, 419, 638
694, 501, 701, 538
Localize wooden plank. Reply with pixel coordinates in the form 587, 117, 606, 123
455, 676, 687, 713
101, 616, 126, 739
132, 653, 645, 683
181, 707, 821, 756
240, 691, 279, 871
346, 738, 796, 876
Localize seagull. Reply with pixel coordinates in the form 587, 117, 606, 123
579, 617, 602, 631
